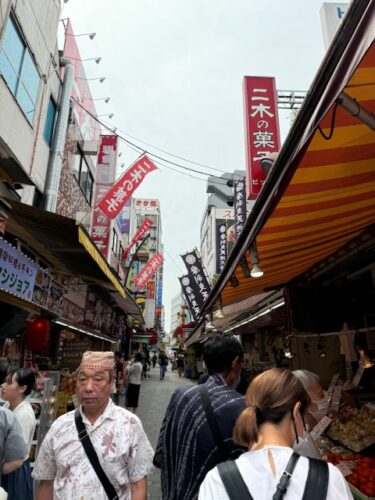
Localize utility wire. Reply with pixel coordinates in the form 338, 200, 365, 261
164, 249, 185, 274
72, 97, 242, 182
99, 120, 234, 175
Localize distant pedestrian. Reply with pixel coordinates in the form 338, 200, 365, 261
152, 353, 157, 368
33, 351, 153, 499
176, 355, 185, 378
158, 352, 168, 380
154, 334, 246, 500
126, 352, 143, 412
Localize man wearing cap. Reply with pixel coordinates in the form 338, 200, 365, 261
33, 351, 153, 499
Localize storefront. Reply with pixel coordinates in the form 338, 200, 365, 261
185, 2, 375, 496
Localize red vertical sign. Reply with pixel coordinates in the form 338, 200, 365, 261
243, 76, 281, 200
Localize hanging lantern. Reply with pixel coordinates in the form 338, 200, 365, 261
25, 318, 51, 351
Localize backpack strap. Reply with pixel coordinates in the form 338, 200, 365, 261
272, 452, 300, 500
302, 458, 329, 500
198, 384, 231, 460
217, 461, 254, 500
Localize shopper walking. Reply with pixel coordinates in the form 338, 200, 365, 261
33, 351, 153, 500
158, 352, 168, 380
154, 334, 246, 500
1, 368, 36, 500
176, 355, 185, 378
199, 368, 353, 500
126, 352, 144, 412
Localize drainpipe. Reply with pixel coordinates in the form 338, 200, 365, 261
43, 57, 75, 212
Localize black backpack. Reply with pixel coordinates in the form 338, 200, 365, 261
217, 452, 329, 500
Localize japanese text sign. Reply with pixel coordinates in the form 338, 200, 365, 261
179, 275, 201, 322
0, 237, 36, 301
133, 252, 164, 288
181, 249, 211, 305
243, 76, 281, 199
234, 177, 247, 238
91, 185, 111, 258
98, 154, 158, 219
96, 135, 118, 185
122, 218, 153, 260
216, 221, 227, 273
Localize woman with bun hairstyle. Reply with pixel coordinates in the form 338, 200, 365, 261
1, 368, 36, 500
199, 368, 352, 500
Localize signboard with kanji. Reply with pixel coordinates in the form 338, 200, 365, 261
133, 252, 164, 288
216, 220, 227, 273
0, 237, 36, 301
96, 135, 118, 185
234, 177, 247, 238
243, 76, 281, 199
179, 275, 201, 322
98, 155, 157, 219
122, 218, 153, 260
91, 185, 111, 258
181, 249, 211, 307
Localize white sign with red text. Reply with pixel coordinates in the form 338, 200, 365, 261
133, 252, 164, 288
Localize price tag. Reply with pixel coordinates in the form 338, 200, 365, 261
329, 385, 342, 414
327, 373, 340, 396
336, 462, 353, 477
311, 416, 332, 439
351, 366, 365, 388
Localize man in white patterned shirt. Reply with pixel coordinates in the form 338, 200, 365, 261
33, 351, 153, 500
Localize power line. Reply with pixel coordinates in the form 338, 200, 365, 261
99, 120, 232, 174
72, 97, 242, 182
164, 249, 185, 274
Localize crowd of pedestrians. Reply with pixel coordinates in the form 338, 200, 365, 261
0, 339, 354, 499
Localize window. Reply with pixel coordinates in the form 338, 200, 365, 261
73, 150, 94, 205
43, 97, 57, 146
0, 14, 40, 123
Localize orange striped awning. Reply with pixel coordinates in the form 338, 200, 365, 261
205, 0, 375, 313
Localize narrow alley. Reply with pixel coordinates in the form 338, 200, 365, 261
136, 365, 193, 499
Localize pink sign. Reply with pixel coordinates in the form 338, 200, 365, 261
96, 135, 118, 185
243, 76, 281, 199
122, 218, 153, 260
98, 155, 158, 219
133, 252, 164, 288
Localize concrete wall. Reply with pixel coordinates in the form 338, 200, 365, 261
0, 0, 61, 195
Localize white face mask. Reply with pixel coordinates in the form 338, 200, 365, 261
310, 394, 330, 421
293, 429, 321, 459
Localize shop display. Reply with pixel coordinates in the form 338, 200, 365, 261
328, 405, 375, 452
28, 374, 59, 468
57, 370, 77, 416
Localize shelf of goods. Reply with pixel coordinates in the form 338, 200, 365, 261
28, 372, 60, 468
317, 404, 375, 500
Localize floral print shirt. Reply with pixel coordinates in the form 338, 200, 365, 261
32, 400, 154, 499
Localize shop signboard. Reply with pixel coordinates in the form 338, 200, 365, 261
133, 252, 164, 288
243, 76, 281, 199
62, 334, 91, 370
121, 218, 153, 260
63, 20, 99, 142
234, 177, 247, 238
216, 220, 227, 273
178, 275, 202, 322
96, 135, 118, 185
0, 237, 36, 301
98, 155, 158, 219
117, 199, 131, 235
181, 249, 211, 304
91, 185, 111, 259
134, 199, 159, 211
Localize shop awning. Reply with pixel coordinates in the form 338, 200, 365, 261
204, 0, 375, 314
5, 199, 144, 322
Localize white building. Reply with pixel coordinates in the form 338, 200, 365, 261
0, 0, 62, 204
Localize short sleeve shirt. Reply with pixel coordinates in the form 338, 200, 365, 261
0, 407, 27, 463
32, 400, 154, 499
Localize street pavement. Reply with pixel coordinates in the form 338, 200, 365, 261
135, 364, 193, 499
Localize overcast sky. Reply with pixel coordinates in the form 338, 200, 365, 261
61, 0, 334, 332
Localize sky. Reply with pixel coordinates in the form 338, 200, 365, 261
61, 0, 335, 332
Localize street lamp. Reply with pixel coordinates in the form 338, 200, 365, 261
66, 32, 96, 40
83, 97, 110, 103
67, 57, 102, 64
76, 76, 106, 83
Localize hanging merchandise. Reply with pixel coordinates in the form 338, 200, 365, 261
25, 318, 51, 351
